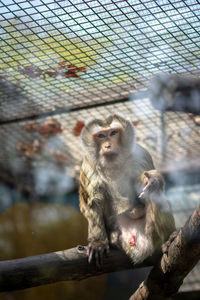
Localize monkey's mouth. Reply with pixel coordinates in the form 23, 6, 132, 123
103, 151, 118, 159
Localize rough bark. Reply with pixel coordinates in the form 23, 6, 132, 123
130, 205, 200, 300
0, 245, 153, 292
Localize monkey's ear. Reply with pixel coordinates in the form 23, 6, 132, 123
83, 118, 105, 130
80, 118, 103, 158
84, 117, 96, 126
80, 126, 94, 155
108, 113, 133, 127
113, 112, 129, 120
105, 112, 127, 124
117, 114, 136, 146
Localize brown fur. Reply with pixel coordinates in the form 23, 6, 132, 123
79, 114, 175, 264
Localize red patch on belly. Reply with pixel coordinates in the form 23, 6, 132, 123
129, 234, 136, 246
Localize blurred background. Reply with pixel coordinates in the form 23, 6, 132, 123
0, 0, 200, 299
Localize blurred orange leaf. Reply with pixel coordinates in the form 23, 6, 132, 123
17, 139, 45, 157
24, 122, 37, 132
38, 119, 62, 137
132, 120, 140, 127
73, 121, 85, 136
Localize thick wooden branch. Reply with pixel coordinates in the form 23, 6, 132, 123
130, 205, 200, 300
0, 206, 199, 295
0, 245, 153, 292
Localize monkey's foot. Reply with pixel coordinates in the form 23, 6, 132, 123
87, 240, 109, 268
129, 234, 136, 246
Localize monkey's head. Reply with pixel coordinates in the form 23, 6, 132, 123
81, 114, 135, 166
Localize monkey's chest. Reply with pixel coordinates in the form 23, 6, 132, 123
112, 176, 137, 212
115, 174, 136, 196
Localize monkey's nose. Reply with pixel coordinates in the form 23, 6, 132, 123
105, 143, 111, 149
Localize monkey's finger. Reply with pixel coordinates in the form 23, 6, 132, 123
87, 245, 90, 256
105, 245, 110, 256
142, 182, 151, 192
87, 243, 92, 256
144, 171, 150, 178
139, 183, 150, 198
138, 191, 145, 198
139, 185, 152, 198
95, 251, 101, 269
98, 247, 104, 266
139, 185, 153, 198
88, 248, 94, 264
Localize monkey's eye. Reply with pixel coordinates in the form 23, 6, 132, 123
97, 133, 106, 139
110, 130, 118, 136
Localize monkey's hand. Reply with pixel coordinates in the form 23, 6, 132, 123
126, 205, 145, 219
87, 239, 109, 268
139, 170, 164, 199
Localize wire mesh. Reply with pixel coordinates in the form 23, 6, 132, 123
0, 99, 198, 170
0, 0, 200, 294
0, 0, 200, 171
1, 0, 200, 121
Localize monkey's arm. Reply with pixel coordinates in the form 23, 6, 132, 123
135, 146, 176, 244
135, 145, 164, 199
79, 171, 109, 267
139, 170, 176, 245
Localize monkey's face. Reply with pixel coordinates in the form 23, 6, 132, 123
81, 114, 135, 164
93, 127, 121, 160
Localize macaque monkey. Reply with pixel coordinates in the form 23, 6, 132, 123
79, 114, 175, 267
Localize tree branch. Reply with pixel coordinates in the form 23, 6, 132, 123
0, 245, 153, 292
130, 205, 200, 300
0, 206, 199, 296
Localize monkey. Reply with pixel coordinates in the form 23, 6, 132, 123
79, 113, 175, 267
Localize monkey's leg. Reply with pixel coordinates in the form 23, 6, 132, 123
110, 206, 143, 247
